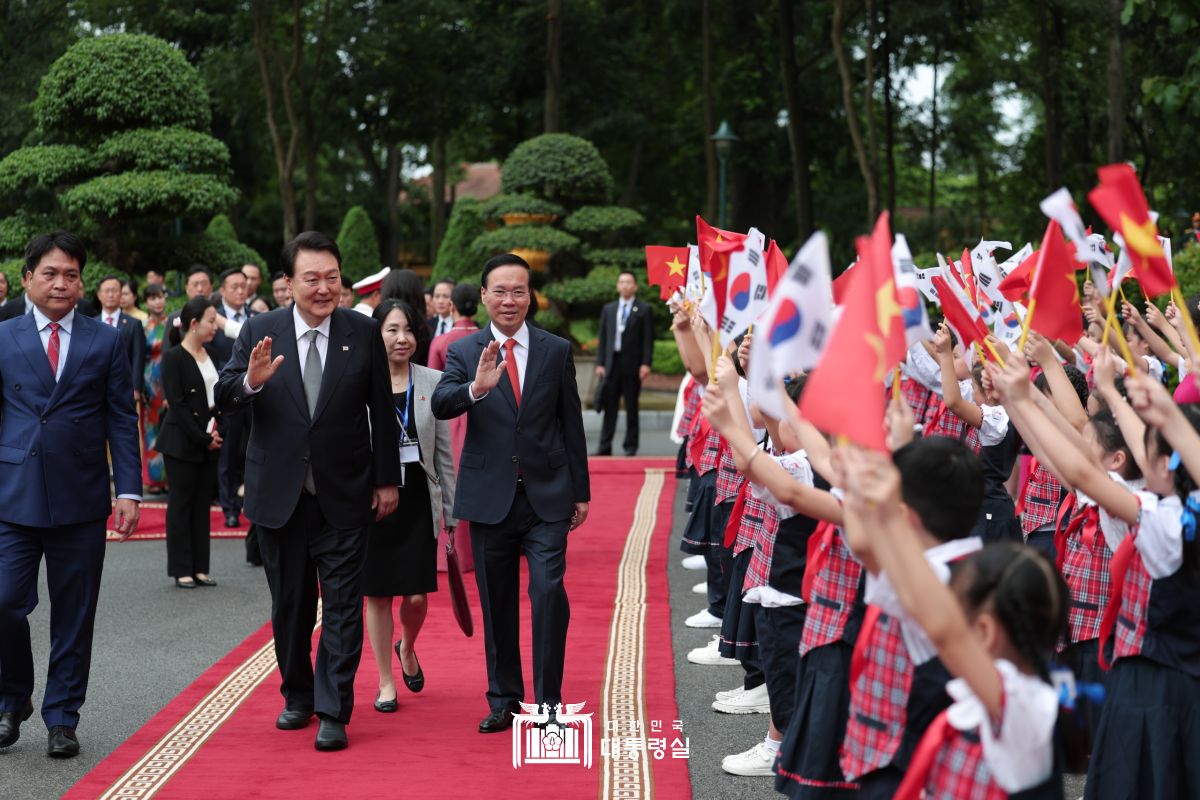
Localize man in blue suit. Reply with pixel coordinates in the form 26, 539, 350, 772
431, 253, 590, 734
0, 231, 141, 758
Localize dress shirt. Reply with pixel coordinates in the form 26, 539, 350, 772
222, 303, 247, 339
103, 309, 121, 327
244, 305, 330, 393
469, 322, 529, 402
434, 314, 453, 336
223, 302, 246, 324
24, 294, 33, 314
613, 298, 632, 352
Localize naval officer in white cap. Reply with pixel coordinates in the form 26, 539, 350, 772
352, 267, 391, 316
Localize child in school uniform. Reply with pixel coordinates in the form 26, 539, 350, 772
840, 445, 1066, 799
991, 354, 1200, 800
834, 433, 986, 798
933, 323, 1021, 542
698, 360, 859, 798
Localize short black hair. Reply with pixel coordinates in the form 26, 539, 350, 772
373, 298, 430, 353
186, 265, 212, 282
270, 270, 287, 283
618, 269, 638, 282
219, 267, 247, 287
893, 436, 983, 541
280, 231, 340, 278
341, 275, 353, 290
96, 274, 122, 291
451, 282, 478, 317
481, 253, 531, 288
143, 283, 165, 301
24, 231, 87, 275
433, 277, 456, 291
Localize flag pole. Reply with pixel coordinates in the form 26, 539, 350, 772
892, 366, 901, 401
982, 338, 1006, 366
1170, 285, 1200, 360
1099, 286, 1138, 372
1017, 297, 1037, 351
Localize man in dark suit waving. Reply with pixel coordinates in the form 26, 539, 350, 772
594, 270, 654, 456
216, 231, 400, 752
432, 253, 590, 734
0, 232, 141, 758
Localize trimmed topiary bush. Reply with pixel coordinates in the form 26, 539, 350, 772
336, 205, 381, 282
471, 225, 580, 258
205, 213, 238, 241
172, 233, 264, 274
433, 198, 487, 283
582, 246, 645, 270
479, 194, 565, 222
0, 146, 95, 195
563, 206, 645, 236
500, 134, 612, 206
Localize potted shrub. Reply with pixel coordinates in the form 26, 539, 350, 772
480, 194, 565, 227
470, 224, 580, 272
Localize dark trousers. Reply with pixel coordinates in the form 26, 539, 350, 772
257, 493, 367, 724
755, 602, 808, 732
245, 523, 262, 564
471, 487, 570, 711
217, 412, 247, 516
163, 452, 217, 577
598, 353, 641, 454
0, 519, 106, 728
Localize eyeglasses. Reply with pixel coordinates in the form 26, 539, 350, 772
488, 289, 529, 301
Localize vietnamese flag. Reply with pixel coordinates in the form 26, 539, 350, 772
958, 248, 979, 308
832, 263, 856, 304
765, 239, 788, 295
998, 247, 1039, 303
932, 274, 990, 350
799, 212, 903, 451
696, 215, 746, 325
1026, 220, 1085, 345
1087, 163, 1175, 298
645, 245, 690, 300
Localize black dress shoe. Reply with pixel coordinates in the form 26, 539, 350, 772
194, 576, 217, 587
373, 692, 398, 713
47, 726, 79, 758
0, 699, 33, 748
478, 704, 520, 734
624, 449, 637, 457
275, 708, 314, 730
394, 640, 424, 693
314, 717, 347, 751
593, 449, 612, 457
224, 513, 240, 528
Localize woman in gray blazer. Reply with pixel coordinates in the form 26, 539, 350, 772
364, 299, 457, 712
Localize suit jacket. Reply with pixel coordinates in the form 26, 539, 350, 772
215, 306, 401, 530
0, 296, 95, 322
104, 310, 147, 393
409, 363, 457, 539
0, 311, 141, 527
209, 305, 258, 371
157, 346, 218, 463
596, 298, 654, 372
431, 324, 590, 525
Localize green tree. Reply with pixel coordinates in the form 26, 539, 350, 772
432, 198, 487, 283
0, 33, 238, 273
336, 205, 380, 282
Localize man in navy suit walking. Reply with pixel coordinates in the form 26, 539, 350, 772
432, 253, 590, 734
0, 231, 141, 758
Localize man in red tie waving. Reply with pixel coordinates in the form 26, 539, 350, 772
432, 253, 591, 734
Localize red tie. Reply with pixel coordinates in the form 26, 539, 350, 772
1097, 535, 1137, 670
723, 481, 750, 548
1053, 493, 1079, 572
47, 322, 60, 378
503, 338, 521, 407
850, 605, 883, 688
802, 520, 837, 603
1013, 457, 1040, 518
106, 315, 115, 327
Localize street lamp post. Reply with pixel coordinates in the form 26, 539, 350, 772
711, 121, 738, 229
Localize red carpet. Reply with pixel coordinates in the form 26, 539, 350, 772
69, 459, 691, 800
105, 503, 247, 541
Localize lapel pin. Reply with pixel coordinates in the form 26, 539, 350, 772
342, 345, 350, 351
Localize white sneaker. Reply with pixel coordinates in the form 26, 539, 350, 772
687, 635, 740, 666
692, 581, 707, 594
681, 555, 706, 570
713, 682, 770, 714
714, 684, 746, 701
685, 609, 722, 628
721, 742, 778, 776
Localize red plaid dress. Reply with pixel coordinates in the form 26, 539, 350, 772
921, 728, 1006, 800
1060, 512, 1113, 644
900, 378, 941, 427
696, 428, 722, 476
1112, 548, 1151, 661
924, 401, 982, 453
840, 610, 913, 780
1018, 461, 1064, 535
677, 378, 701, 441
714, 445, 744, 505
799, 529, 863, 656
741, 495, 779, 588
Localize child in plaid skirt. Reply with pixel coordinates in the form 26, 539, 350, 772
840, 448, 1066, 800
991, 352, 1200, 800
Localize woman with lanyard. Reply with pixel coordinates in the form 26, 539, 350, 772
363, 299, 458, 713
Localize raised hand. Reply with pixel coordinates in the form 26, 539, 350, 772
713, 353, 739, 387
700, 383, 734, 433
471, 340, 506, 397
737, 333, 753, 372
247, 336, 284, 390
1093, 347, 1117, 392
840, 445, 903, 521
1023, 330, 1055, 366
1126, 372, 1178, 430
1145, 301, 1169, 332
988, 355, 1031, 404
1122, 300, 1144, 326
932, 323, 952, 357
885, 396, 916, 451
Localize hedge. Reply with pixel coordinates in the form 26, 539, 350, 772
59, 171, 239, 220
500, 133, 612, 206
0, 145, 95, 194
563, 205, 645, 236
336, 205, 380, 282
652, 339, 685, 375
